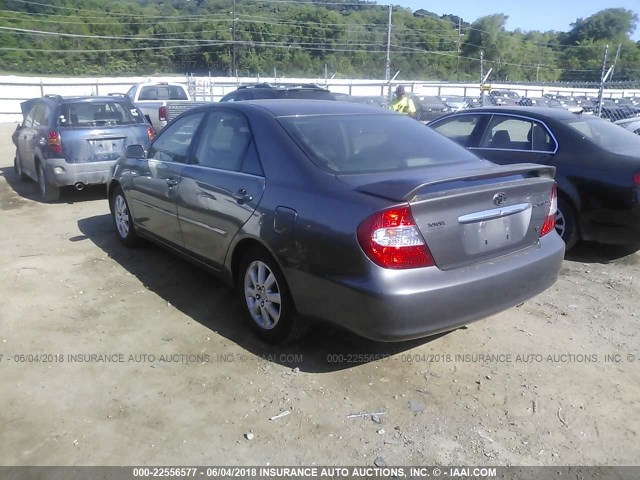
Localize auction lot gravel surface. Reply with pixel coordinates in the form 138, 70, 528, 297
1, 122, 640, 466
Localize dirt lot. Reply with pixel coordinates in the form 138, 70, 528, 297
1, 121, 640, 467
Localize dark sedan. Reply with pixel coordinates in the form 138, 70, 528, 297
108, 100, 563, 343
429, 107, 640, 249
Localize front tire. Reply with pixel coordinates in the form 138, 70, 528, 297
37, 161, 60, 202
556, 198, 578, 251
111, 186, 140, 247
238, 247, 307, 344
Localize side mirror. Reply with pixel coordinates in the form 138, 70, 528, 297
126, 144, 146, 159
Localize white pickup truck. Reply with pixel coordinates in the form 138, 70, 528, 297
126, 82, 207, 130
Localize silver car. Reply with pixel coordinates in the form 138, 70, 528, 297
108, 100, 564, 343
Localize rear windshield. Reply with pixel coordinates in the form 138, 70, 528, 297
279, 113, 478, 174
565, 116, 640, 154
417, 96, 447, 108
60, 101, 146, 127
138, 85, 188, 101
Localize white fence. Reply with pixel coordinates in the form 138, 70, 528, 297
1, 74, 639, 123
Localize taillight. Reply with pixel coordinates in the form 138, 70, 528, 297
147, 126, 156, 140
357, 205, 435, 269
159, 106, 167, 122
540, 183, 557, 237
634, 173, 640, 185
48, 130, 63, 154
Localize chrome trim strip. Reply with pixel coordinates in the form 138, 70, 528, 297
178, 215, 227, 236
458, 202, 531, 224
132, 199, 176, 218
469, 146, 555, 154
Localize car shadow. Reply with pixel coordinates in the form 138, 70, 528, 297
0, 166, 107, 204
565, 241, 640, 265
77, 214, 439, 373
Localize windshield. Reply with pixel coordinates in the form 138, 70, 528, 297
279, 114, 478, 174
565, 116, 640, 154
60, 101, 146, 127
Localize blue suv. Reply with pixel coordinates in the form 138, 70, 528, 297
12, 94, 155, 202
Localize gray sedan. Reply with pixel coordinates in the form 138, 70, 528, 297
107, 100, 564, 343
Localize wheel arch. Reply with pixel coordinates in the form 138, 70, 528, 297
229, 238, 287, 290
107, 179, 121, 213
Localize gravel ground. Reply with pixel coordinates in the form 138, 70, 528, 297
1, 122, 640, 467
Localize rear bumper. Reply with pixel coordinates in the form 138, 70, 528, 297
581, 202, 640, 244
289, 234, 565, 342
45, 158, 117, 187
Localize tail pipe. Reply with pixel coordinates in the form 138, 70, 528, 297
74, 182, 85, 191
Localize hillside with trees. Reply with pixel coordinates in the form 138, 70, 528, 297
0, 0, 638, 82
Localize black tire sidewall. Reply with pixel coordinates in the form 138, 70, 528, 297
238, 248, 296, 344
557, 198, 578, 250
37, 162, 60, 202
14, 152, 22, 178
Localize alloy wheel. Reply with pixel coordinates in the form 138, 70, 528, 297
114, 194, 130, 239
243, 260, 282, 330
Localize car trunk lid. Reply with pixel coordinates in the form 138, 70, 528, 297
340, 163, 556, 270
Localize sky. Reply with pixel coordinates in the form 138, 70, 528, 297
393, 0, 640, 41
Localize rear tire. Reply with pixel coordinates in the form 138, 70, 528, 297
111, 185, 141, 247
556, 198, 578, 251
13, 151, 28, 181
238, 247, 307, 344
37, 161, 60, 202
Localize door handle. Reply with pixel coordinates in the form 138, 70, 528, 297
232, 188, 253, 203
166, 178, 179, 187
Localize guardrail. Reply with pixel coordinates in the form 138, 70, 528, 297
1, 75, 639, 122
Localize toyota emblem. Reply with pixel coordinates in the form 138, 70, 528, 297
493, 192, 507, 206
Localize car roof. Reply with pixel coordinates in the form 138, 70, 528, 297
59, 96, 132, 103
459, 106, 587, 121
237, 82, 328, 91
214, 99, 396, 117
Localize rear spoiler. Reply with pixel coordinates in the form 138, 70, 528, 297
354, 163, 556, 202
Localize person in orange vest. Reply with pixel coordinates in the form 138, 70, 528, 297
389, 85, 417, 118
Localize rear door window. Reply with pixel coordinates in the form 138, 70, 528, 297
192, 111, 262, 174
431, 115, 483, 147
31, 104, 49, 128
23, 103, 39, 128
479, 116, 555, 152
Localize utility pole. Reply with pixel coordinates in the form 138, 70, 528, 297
456, 17, 461, 80
536, 64, 540, 83
232, 0, 237, 78
596, 44, 609, 118
480, 51, 485, 105
385, 5, 392, 85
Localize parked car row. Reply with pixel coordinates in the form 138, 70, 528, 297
11, 84, 639, 344
9, 89, 568, 344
